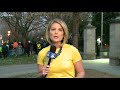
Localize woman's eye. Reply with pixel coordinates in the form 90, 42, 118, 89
58, 29, 63, 31
51, 29, 55, 31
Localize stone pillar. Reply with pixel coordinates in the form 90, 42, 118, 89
109, 15, 120, 66
83, 13, 96, 60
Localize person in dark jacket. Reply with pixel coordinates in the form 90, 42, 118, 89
2, 43, 9, 58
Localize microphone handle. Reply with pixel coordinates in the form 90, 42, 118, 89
42, 58, 51, 78
48, 58, 51, 65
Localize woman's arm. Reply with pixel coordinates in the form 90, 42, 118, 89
74, 60, 85, 78
38, 64, 44, 78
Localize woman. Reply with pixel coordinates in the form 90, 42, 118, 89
37, 19, 85, 78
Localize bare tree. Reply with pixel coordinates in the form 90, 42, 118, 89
0, 12, 43, 44
0, 12, 90, 48
72, 12, 90, 49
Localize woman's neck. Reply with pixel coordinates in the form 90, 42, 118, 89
53, 42, 62, 49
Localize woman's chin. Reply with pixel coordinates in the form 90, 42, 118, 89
52, 41, 61, 43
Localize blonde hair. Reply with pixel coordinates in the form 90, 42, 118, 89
45, 18, 69, 46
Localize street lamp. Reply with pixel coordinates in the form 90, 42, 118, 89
7, 30, 11, 43
101, 12, 103, 50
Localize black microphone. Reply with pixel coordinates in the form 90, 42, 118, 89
47, 45, 56, 65
42, 45, 56, 78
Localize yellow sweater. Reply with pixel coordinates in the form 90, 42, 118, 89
37, 44, 82, 78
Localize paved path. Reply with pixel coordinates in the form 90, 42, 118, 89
0, 64, 37, 78
0, 58, 120, 78
83, 58, 120, 77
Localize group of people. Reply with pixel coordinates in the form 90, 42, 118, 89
37, 19, 85, 78
24, 40, 49, 57
0, 40, 23, 58
0, 39, 48, 58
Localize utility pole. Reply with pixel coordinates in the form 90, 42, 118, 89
101, 12, 103, 50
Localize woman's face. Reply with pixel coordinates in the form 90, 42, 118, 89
49, 22, 64, 44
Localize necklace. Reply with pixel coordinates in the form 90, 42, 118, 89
47, 46, 62, 59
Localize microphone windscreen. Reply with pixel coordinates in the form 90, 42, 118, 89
50, 45, 56, 53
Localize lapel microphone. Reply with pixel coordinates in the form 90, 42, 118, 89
47, 45, 56, 65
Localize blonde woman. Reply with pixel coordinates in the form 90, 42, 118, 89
37, 19, 85, 78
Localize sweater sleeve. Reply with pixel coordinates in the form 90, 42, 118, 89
37, 50, 46, 65
72, 46, 82, 63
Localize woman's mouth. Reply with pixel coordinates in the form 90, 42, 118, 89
54, 36, 58, 39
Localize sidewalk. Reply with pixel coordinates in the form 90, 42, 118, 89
0, 64, 37, 78
83, 58, 120, 77
0, 58, 120, 78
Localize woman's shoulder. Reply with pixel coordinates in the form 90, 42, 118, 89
41, 45, 50, 51
64, 44, 80, 53
64, 44, 77, 49
39, 45, 50, 54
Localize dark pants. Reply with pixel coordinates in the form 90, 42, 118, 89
2, 51, 8, 58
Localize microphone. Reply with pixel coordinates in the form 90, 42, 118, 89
42, 45, 56, 78
47, 45, 56, 65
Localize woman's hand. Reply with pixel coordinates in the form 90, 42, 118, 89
42, 65, 50, 76
38, 64, 50, 78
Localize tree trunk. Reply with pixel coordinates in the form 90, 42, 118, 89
72, 12, 80, 49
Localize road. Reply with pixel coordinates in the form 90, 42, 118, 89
0, 64, 37, 78
0, 58, 120, 78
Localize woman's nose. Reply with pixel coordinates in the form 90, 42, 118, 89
55, 30, 58, 34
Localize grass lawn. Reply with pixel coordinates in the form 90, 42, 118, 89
9, 69, 120, 78
85, 69, 120, 78
0, 55, 37, 66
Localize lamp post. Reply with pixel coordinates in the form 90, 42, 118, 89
101, 12, 103, 50
7, 30, 11, 43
